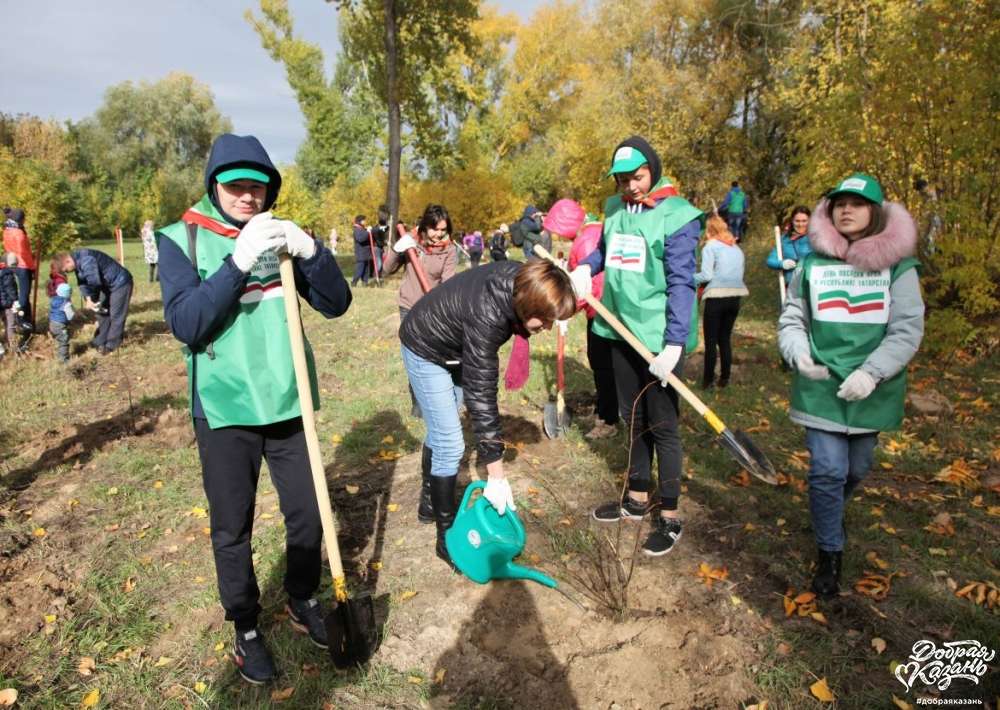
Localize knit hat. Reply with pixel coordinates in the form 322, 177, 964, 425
827, 172, 884, 205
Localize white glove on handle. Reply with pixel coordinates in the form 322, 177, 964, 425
569, 265, 592, 299
837, 369, 877, 401
393, 233, 418, 254
232, 213, 286, 273
649, 344, 683, 386
281, 220, 317, 260
796, 352, 830, 380
781, 258, 797, 270
483, 477, 517, 516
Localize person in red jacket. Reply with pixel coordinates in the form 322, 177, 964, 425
2, 208, 36, 318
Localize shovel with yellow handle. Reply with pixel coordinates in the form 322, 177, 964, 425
533, 244, 778, 485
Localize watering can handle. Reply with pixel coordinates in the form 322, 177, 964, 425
458, 480, 487, 512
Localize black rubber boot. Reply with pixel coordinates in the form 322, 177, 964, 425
430, 475, 458, 570
418, 445, 434, 524
811, 549, 842, 598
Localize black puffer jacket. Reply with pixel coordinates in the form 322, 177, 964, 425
400, 261, 523, 465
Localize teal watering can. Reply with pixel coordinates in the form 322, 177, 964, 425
445, 481, 557, 588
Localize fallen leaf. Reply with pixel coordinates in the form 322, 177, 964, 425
696, 562, 729, 589
271, 687, 295, 702
193, 681, 206, 694
924, 512, 955, 536
386, 503, 400, 512
865, 551, 890, 570
729, 470, 751, 487
107, 487, 119, 496
809, 611, 827, 625
78, 656, 96, 676
153, 656, 173, 668
0, 688, 17, 707
331, 434, 342, 444
381, 435, 394, 444
33, 527, 46, 538
399, 590, 417, 601
928, 547, 948, 556
776, 642, 791, 656
123, 577, 136, 593
745, 702, 769, 710
44, 614, 56, 624
81, 688, 100, 707
214, 642, 224, 652
855, 571, 899, 601
892, 694, 914, 710
153, 480, 163, 489
793, 591, 816, 605
407, 675, 423, 685
434, 668, 446, 684
809, 677, 835, 702
934, 459, 979, 489
370, 561, 383, 571
345, 485, 360, 495
526, 486, 540, 495
190, 506, 208, 519
872, 637, 886, 654
104, 524, 120, 532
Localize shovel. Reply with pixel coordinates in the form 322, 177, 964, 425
533, 245, 778, 484
543, 319, 571, 438
279, 253, 378, 668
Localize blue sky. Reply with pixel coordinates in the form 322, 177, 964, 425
1, 0, 544, 164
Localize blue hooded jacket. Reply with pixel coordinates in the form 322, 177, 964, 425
71, 248, 132, 300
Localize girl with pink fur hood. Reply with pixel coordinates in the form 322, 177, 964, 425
778, 172, 924, 598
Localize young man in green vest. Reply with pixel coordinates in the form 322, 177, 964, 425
158, 134, 352, 684
569, 136, 704, 557
720, 180, 749, 242
778, 173, 924, 597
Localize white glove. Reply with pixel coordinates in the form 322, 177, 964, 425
483, 477, 517, 516
281, 220, 316, 260
795, 352, 830, 380
231, 213, 286, 272
393, 233, 418, 253
837, 369, 877, 401
648, 344, 683, 386
569, 265, 592, 299
781, 259, 797, 270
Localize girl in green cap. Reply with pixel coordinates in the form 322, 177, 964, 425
778, 172, 925, 597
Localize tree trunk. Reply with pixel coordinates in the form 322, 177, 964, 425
383, 0, 401, 228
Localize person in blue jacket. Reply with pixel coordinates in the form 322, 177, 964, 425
766, 205, 813, 286
719, 180, 749, 242
158, 133, 352, 685
54, 247, 133, 353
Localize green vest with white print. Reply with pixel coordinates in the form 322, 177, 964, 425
159, 198, 319, 428
793, 253, 919, 431
591, 184, 703, 354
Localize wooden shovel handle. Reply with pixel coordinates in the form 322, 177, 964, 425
532, 244, 726, 434
279, 253, 349, 601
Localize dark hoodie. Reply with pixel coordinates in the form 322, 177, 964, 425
582, 136, 701, 348
204, 134, 283, 227
518, 205, 547, 259
158, 133, 351, 419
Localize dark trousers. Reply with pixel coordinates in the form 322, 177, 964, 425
194, 416, 322, 629
586, 320, 618, 425
148, 263, 158, 282
611, 340, 683, 510
702, 296, 741, 385
352, 259, 370, 286
49, 320, 70, 362
94, 282, 132, 351
13, 267, 32, 313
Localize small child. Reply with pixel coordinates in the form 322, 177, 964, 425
0, 254, 18, 358
49, 282, 75, 363
778, 173, 924, 597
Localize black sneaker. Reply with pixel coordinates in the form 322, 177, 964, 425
287, 597, 329, 649
232, 628, 276, 685
592, 494, 648, 523
642, 517, 682, 556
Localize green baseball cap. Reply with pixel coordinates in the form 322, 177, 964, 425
606, 145, 648, 177
216, 167, 270, 185
827, 172, 883, 205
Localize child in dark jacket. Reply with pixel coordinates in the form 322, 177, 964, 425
49, 282, 76, 363
0, 255, 19, 358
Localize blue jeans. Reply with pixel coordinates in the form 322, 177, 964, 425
726, 214, 747, 241
401, 345, 464, 477
806, 427, 878, 552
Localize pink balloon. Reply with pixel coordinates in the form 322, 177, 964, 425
542, 199, 586, 239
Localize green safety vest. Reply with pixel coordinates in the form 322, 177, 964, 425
728, 190, 746, 214
591, 185, 703, 354
793, 254, 919, 431
159, 199, 319, 428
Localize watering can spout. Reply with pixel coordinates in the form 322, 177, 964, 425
497, 562, 557, 588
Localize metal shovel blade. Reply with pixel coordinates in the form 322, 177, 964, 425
543, 401, 561, 439
325, 594, 378, 668
717, 428, 779, 485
